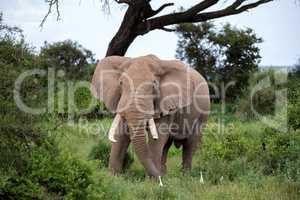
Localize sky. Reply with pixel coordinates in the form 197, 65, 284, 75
1, 0, 300, 66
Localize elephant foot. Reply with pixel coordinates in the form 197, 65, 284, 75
181, 166, 192, 175
109, 169, 121, 176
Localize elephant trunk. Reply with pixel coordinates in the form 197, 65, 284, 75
110, 96, 161, 180
127, 117, 161, 178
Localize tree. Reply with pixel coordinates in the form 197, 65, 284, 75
292, 58, 300, 77
0, 13, 34, 67
39, 40, 96, 79
176, 22, 262, 100
41, 0, 273, 57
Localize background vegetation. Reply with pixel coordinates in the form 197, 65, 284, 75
176, 22, 262, 101
0, 14, 299, 199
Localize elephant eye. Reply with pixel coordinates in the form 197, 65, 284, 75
119, 80, 122, 86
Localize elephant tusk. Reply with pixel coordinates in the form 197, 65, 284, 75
148, 118, 159, 140
108, 114, 121, 143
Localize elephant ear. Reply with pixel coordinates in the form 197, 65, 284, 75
90, 56, 130, 112
157, 60, 194, 116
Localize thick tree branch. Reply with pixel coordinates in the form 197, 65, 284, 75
139, 0, 273, 33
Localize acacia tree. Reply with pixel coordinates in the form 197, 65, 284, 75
42, 0, 273, 57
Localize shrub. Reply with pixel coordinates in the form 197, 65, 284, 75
55, 82, 110, 120
194, 120, 300, 184
287, 77, 300, 130
0, 17, 105, 199
1, 146, 104, 199
0, 41, 48, 176
257, 128, 300, 177
89, 140, 134, 171
288, 100, 300, 130
236, 69, 287, 120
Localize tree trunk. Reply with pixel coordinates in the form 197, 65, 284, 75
105, 30, 138, 56
105, 0, 148, 57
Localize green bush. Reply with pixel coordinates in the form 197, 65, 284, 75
236, 69, 288, 119
89, 140, 134, 171
89, 140, 111, 167
55, 83, 110, 120
257, 128, 300, 177
0, 16, 104, 199
237, 69, 300, 131
1, 145, 104, 199
288, 101, 300, 130
193, 120, 300, 184
237, 69, 279, 119
287, 77, 300, 130
0, 32, 48, 177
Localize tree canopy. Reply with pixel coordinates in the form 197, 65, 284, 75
176, 22, 262, 100
39, 40, 96, 79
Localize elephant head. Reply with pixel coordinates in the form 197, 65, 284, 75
90, 55, 195, 178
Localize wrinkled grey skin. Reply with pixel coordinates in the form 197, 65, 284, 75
90, 54, 210, 180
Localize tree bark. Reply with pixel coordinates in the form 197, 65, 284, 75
105, 3, 140, 56
105, 0, 152, 56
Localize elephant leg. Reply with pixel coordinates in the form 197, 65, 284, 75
108, 134, 130, 175
148, 133, 169, 174
161, 138, 172, 175
182, 134, 201, 172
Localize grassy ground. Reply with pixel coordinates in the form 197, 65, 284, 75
48, 109, 300, 200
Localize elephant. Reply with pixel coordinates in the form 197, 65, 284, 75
90, 54, 210, 184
